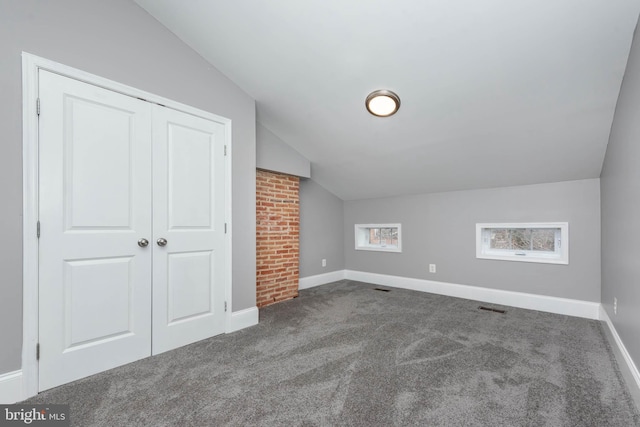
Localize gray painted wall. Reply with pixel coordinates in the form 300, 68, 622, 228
300, 179, 345, 277
0, 0, 256, 374
344, 179, 601, 302
256, 123, 311, 178
600, 17, 640, 372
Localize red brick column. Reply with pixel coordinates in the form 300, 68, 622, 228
256, 170, 300, 307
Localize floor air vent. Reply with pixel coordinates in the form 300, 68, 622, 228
374, 288, 390, 292
478, 306, 506, 314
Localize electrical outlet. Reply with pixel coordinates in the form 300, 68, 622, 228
614, 297, 617, 315
429, 264, 436, 273
322, 259, 327, 268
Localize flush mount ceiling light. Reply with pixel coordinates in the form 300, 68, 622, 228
365, 89, 401, 117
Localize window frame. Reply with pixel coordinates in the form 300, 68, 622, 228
475, 222, 569, 265
354, 223, 402, 253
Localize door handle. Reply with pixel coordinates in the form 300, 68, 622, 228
157, 238, 168, 247
138, 238, 149, 248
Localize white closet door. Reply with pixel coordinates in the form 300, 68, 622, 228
151, 104, 227, 355
38, 70, 153, 391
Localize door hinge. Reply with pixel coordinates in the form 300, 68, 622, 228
36, 343, 40, 361
36, 98, 40, 116
37, 221, 40, 238
224, 145, 227, 156
224, 223, 227, 234
224, 301, 228, 312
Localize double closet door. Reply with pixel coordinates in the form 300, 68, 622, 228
38, 70, 227, 391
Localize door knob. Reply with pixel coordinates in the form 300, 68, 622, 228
157, 238, 168, 247
138, 238, 149, 247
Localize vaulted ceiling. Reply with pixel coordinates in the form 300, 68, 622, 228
135, 0, 640, 200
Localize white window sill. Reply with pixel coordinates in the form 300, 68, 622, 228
355, 245, 402, 253
477, 252, 568, 265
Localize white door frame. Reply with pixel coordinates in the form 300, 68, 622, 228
21, 52, 233, 399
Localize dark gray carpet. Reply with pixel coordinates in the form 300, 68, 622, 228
25, 280, 640, 426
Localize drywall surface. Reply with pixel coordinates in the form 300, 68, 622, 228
300, 179, 345, 277
0, 0, 256, 374
344, 179, 601, 302
600, 16, 640, 376
256, 123, 310, 178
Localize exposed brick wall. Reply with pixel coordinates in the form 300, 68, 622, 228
256, 170, 300, 307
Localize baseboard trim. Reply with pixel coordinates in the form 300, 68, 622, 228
599, 306, 640, 397
0, 370, 23, 404
344, 270, 601, 319
299, 270, 346, 290
227, 307, 259, 333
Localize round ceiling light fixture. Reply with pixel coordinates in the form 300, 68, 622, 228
365, 89, 401, 117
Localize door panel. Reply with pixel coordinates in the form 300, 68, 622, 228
38, 70, 153, 391
152, 105, 226, 355
65, 97, 135, 229
167, 251, 213, 323
63, 257, 134, 347
168, 125, 213, 229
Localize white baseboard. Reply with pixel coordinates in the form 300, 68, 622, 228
344, 270, 601, 320
0, 370, 23, 404
227, 307, 259, 333
599, 306, 640, 395
299, 270, 346, 290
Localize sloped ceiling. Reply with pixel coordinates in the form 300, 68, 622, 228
135, 0, 640, 200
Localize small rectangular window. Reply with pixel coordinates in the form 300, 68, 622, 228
355, 224, 402, 253
476, 222, 568, 264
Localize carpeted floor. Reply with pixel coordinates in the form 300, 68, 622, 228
25, 280, 640, 426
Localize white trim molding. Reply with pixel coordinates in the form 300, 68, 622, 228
227, 307, 259, 333
599, 306, 640, 395
0, 370, 24, 404
22, 51, 41, 401
344, 270, 601, 319
299, 270, 346, 290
